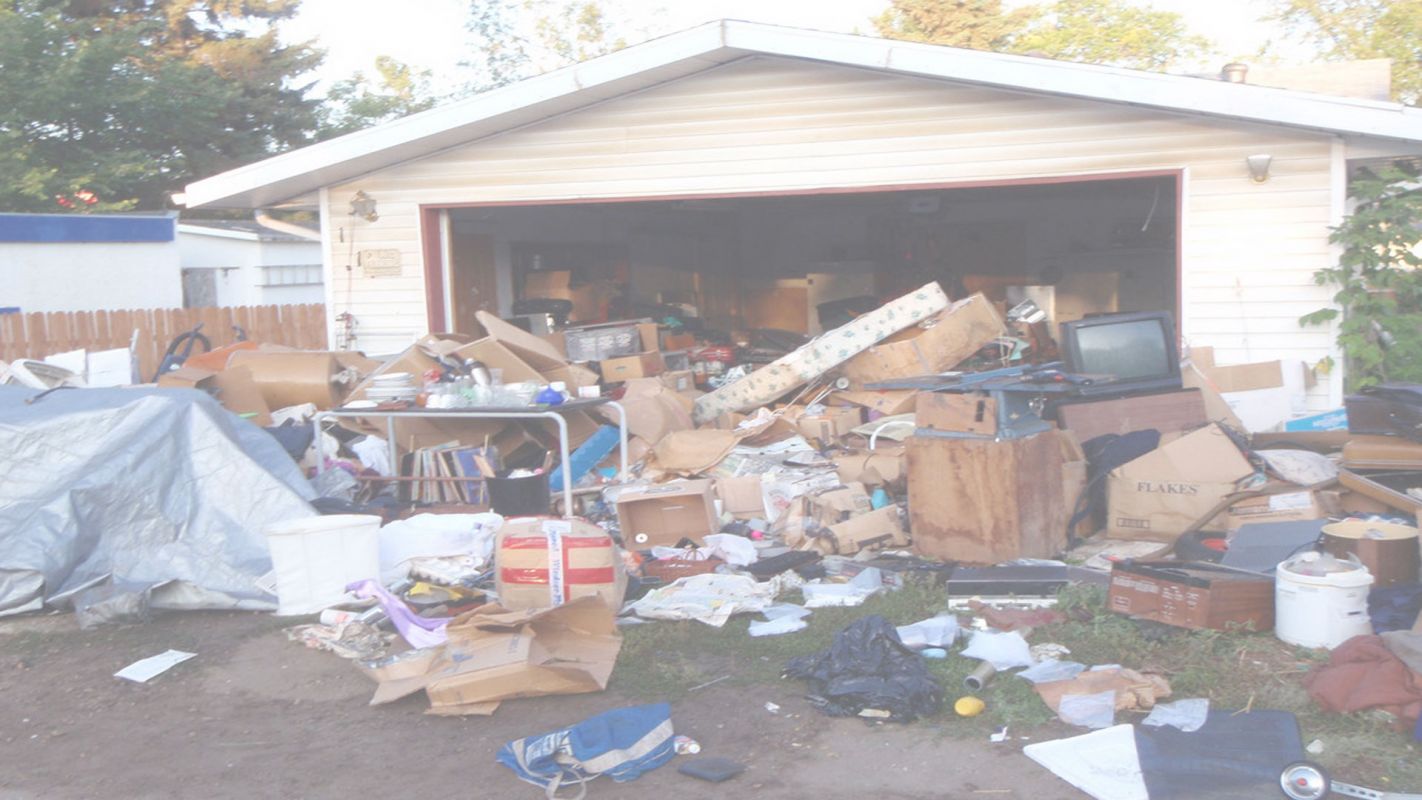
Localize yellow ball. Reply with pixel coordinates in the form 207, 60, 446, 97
954, 696, 986, 717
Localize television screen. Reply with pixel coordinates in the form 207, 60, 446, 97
1070, 318, 1172, 380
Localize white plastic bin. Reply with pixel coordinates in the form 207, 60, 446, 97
1275, 551, 1373, 650
265, 514, 382, 616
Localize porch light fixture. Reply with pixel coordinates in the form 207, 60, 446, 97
349, 190, 378, 222
1246, 154, 1273, 183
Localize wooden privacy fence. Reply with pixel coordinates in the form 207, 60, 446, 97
0, 304, 327, 382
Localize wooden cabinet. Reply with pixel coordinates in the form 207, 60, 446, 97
907, 429, 1078, 564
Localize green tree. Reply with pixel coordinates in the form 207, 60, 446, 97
873, 0, 1037, 51
1300, 164, 1422, 389
1273, 0, 1422, 105
460, 0, 630, 94
1013, 0, 1211, 70
320, 56, 435, 138
873, 0, 1211, 71
0, 0, 322, 212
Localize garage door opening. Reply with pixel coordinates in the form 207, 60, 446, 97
430, 174, 1179, 347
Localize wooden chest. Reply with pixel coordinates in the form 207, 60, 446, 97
907, 429, 1077, 564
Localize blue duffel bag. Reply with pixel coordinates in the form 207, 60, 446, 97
496, 702, 676, 799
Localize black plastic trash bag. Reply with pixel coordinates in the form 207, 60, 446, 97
783, 615, 942, 722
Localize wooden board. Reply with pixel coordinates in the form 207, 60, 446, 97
907, 429, 1072, 564
915, 392, 998, 436
1055, 389, 1206, 443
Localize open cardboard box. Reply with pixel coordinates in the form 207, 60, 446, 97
361, 596, 620, 716
156, 364, 273, 426
614, 478, 718, 547
1106, 423, 1255, 542
839, 293, 1004, 389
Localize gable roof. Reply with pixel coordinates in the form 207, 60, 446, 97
183, 19, 1422, 209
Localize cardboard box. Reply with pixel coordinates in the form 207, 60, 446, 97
600, 351, 665, 382
1223, 490, 1324, 531
833, 447, 907, 486
1105, 423, 1254, 542
1187, 350, 1313, 433
363, 597, 620, 715
808, 482, 873, 527
833, 390, 919, 417
227, 350, 344, 409
561, 320, 655, 363
610, 378, 693, 444
821, 505, 909, 555
915, 392, 997, 436
614, 479, 718, 547
495, 517, 626, 611
794, 405, 863, 443
839, 293, 1004, 389
1108, 561, 1274, 632
158, 365, 273, 425
715, 475, 765, 516
659, 370, 696, 394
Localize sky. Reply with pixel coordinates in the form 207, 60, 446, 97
280, 0, 1298, 97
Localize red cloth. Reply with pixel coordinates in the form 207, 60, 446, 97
1303, 635, 1422, 726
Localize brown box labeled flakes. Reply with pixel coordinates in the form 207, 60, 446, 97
1105, 423, 1254, 542
1108, 561, 1274, 632
600, 352, 665, 382
614, 479, 718, 547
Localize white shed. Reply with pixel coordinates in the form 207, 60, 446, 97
176, 219, 323, 308
183, 21, 1422, 410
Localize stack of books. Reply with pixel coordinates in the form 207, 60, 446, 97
399, 442, 500, 505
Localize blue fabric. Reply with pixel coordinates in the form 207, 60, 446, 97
497, 703, 675, 791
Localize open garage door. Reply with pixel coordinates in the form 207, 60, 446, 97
425, 173, 1180, 345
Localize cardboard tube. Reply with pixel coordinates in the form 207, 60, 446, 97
964, 661, 997, 691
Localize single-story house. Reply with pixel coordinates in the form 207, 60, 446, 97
182, 20, 1422, 410
0, 212, 183, 313
177, 217, 323, 308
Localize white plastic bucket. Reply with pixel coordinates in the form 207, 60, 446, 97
264, 514, 382, 616
1275, 551, 1373, 650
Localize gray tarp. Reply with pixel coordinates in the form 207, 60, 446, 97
0, 385, 317, 616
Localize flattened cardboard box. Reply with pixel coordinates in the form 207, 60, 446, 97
839, 293, 1004, 390
822, 505, 909, 555
364, 597, 619, 715
1106, 423, 1254, 542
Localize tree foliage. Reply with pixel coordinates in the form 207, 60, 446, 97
1013, 0, 1211, 71
1300, 164, 1422, 389
1272, 0, 1422, 105
320, 56, 435, 139
460, 0, 628, 94
874, 0, 1211, 71
874, 0, 1035, 52
0, 0, 322, 212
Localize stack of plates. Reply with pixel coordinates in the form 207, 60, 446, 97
364, 372, 418, 402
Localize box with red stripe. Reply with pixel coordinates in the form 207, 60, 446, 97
496, 517, 627, 612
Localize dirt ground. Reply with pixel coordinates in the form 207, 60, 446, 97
0, 611, 1086, 800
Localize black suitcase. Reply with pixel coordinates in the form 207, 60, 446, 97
1345, 383, 1422, 442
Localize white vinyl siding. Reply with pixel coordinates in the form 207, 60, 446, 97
325, 55, 1338, 407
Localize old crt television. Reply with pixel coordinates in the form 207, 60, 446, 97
1059, 311, 1182, 394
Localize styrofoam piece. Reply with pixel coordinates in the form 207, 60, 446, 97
264, 514, 381, 616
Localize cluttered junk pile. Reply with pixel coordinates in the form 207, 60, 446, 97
5, 279, 1422, 797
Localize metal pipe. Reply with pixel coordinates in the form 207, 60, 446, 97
964, 661, 997, 691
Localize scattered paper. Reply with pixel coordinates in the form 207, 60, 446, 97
114, 650, 197, 683
749, 603, 812, 637
897, 615, 960, 650
802, 568, 884, 608
1141, 698, 1209, 732
961, 630, 1035, 670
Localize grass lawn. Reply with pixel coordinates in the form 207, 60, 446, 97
612, 580, 1422, 789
